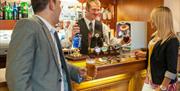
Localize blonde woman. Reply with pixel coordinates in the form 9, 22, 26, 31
135, 6, 179, 91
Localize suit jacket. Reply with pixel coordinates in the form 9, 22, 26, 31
150, 37, 179, 84
6, 16, 80, 91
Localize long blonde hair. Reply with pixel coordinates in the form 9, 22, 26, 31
150, 6, 176, 43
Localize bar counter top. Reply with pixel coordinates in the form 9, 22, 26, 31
69, 57, 146, 79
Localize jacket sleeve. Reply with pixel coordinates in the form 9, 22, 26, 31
67, 63, 83, 83
6, 19, 36, 91
165, 38, 179, 80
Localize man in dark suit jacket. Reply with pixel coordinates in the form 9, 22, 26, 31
6, 0, 86, 91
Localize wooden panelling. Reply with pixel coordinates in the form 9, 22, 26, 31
78, 80, 129, 91
100, 0, 116, 5
70, 57, 146, 91
73, 70, 146, 91
117, 0, 164, 21
96, 58, 146, 78
178, 81, 180, 91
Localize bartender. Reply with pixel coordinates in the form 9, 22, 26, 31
60, 0, 126, 54
74, 0, 109, 54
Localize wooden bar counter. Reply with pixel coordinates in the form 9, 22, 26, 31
0, 56, 146, 91
0, 56, 147, 91
69, 57, 147, 91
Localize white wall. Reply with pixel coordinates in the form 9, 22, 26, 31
164, 0, 180, 32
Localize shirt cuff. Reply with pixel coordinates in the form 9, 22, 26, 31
164, 71, 177, 80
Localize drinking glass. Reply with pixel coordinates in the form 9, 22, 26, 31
86, 57, 97, 80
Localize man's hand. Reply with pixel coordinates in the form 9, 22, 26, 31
155, 87, 163, 91
134, 50, 146, 58
78, 68, 87, 77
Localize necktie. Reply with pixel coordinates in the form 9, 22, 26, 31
88, 22, 93, 48
89, 22, 93, 32
54, 31, 72, 91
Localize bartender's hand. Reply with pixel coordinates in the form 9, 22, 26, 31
155, 87, 160, 91
134, 50, 146, 58
72, 22, 80, 37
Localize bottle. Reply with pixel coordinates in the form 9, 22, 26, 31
17, 5, 21, 19
20, 2, 28, 18
7, 3, 13, 20
3, 1, 8, 20
13, 2, 18, 20
72, 33, 81, 48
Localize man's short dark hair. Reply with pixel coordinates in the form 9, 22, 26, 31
86, 0, 101, 10
31, 0, 56, 13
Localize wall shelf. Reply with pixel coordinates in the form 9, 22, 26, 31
0, 20, 17, 30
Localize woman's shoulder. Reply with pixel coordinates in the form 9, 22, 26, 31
168, 36, 179, 42
165, 36, 179, 46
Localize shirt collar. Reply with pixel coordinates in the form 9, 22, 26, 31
84, 17, 95, 29
36, 15, 56, 33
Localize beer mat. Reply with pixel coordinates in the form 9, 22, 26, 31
65, 55, 88, 61
63, 48, 76, 53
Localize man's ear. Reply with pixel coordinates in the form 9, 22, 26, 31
49, 0, 55, 11
86, 7, 89, 12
